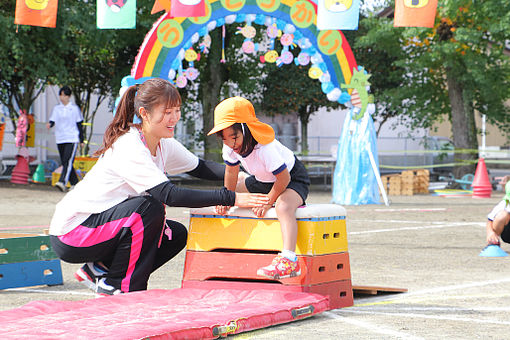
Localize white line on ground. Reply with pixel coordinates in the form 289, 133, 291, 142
323, 311, 425, 340
355, 306, 510, 312
348, 222, 485, 235
4, 288, 94, 296
373, 208, 447, 212
340, 309, 510, 326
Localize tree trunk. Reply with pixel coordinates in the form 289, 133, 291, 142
199, 28, 226, 161
446, 68, 478, 179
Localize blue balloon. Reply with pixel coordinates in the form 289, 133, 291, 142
198, 27, 208, 36
338, 92, 351, 104
183, 41, 192, 50
318, 62, 328, 72
321, 82, 334, 94
216, 18, 225, 26
276, 19, 286, 30
236, 14, 246, 22
254, 14, 265, 25
294, 30, 303, 40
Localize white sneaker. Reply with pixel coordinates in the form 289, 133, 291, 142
55, 182, 66, 192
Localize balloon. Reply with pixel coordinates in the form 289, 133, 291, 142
327, 88, 341, 101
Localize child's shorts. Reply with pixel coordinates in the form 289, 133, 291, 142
502, 222, 510, 244
245, 157, 310, 204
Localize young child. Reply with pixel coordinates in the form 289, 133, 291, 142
486, 181, 510, 246
49, 80, 269, 296
208, 96, 310, 279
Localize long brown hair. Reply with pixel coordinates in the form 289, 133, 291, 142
94, 78, 181, 156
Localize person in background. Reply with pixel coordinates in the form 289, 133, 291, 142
486, 181, 510, 246
49, 78, 269, 296
47, 86, 84, 192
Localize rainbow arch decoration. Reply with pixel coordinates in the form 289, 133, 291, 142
125, 0, 358, 103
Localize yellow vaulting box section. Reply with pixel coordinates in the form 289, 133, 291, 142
187, 204, 347, 255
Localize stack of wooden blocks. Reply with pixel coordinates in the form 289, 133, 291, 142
181, 204, 353, 310
0, 233, 63, 289
382, 169, 430, 196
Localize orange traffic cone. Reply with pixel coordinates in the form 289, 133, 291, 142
471, 158, 492, 198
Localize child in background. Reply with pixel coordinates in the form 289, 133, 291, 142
208, 96, 310, 279
486, 181, 510, 246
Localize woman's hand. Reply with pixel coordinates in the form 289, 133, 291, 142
215, 205, 230, 215
234, 193, 270, 208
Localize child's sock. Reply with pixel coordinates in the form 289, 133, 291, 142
280, 249, 297, 262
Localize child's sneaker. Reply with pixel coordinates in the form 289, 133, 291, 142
256, 254, 301, 279
74, 262, 108, 292
95, 278, 122, 297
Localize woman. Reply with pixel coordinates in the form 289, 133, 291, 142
49, 78, 268, 295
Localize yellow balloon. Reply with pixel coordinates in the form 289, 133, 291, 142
264, 50, 279, 63
308, 67, 323, 79
184, 49, 198, 62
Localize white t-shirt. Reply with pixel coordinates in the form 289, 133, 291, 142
487, 200, 510, 221
49, 127, 198, 236
49, 102, 83, 144
222, 139, 295, 183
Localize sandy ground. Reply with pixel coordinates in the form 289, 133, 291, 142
1, 180, 509, 339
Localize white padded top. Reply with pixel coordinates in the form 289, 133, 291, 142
190, 203, 346, 219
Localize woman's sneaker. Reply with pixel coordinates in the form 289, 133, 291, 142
95, 278, 122, 296
256, 254, 301, 279
55, 182, 67, 192
74, 262, 108, 292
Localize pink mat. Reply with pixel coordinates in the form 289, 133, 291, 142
0, 288, 329, 339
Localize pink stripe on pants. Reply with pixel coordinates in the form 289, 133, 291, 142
58, 213, 145, 292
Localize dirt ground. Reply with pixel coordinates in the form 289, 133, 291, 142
1, 180, 509, 339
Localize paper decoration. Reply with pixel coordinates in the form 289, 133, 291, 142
97, 0, 136, 29
151, 0, 171, 14
170, 0, 205, 18
14, 0, 59, 28
317, 0, 360, 30
394, 0, 438, 28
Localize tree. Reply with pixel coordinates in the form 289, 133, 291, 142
261, 63, 339, 154
56, 0, 155, 155
0, 1, 67, 133
356, 0, 510, 178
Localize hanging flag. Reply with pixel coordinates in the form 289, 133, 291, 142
317, 0, 360, 30
14, 0, 59, 28
97, 0, 136, 29
170, 0, 205, 18
151, 0, 171, 14
394, 0, 438, 28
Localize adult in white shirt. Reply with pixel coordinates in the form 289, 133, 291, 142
48, 78, 269, 296
46, 86, 84, 192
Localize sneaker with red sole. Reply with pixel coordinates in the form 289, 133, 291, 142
74, 262, 108, 292
256, 254, 301, 279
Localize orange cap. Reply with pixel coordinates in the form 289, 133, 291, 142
207, 97, 275, 145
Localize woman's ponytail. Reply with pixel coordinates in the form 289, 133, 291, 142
94, 86, 137, 156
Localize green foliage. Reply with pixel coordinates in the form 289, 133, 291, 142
355, 0, 510, 134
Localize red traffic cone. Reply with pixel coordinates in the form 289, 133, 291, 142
10, 155, 30, 185
471, 158, 492, 198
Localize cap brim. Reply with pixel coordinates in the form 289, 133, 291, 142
207, 121, 235, 136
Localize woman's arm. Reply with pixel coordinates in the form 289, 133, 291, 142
186, 159, 225, 181
147, 180, 269, 208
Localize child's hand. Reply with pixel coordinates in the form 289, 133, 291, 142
215, 205, 230, 215
487, 230, 500, 245
252, 204, 272, 218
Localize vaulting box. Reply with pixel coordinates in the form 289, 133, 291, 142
0, 233, 63, 289
183, 251, 351, 286
187, 204, 348, 256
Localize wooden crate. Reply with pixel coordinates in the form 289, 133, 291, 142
381, 170, 430, 196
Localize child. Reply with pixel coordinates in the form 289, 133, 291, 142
486, 181, 510, 246
208, 96, 310, 279
49, 79, 269, 295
